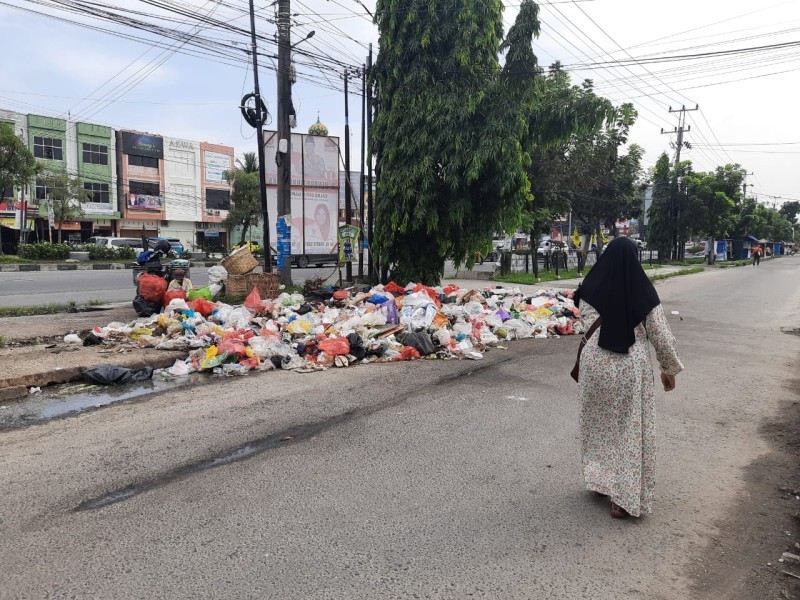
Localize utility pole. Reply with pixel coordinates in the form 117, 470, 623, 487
343, 68, 353, 283
661, 104, 698, 262
358, 64, 366, 280
366, 44, 375, 284
241, 0, 272, 271
742, 171, 754, 200
276, 0, 292, 285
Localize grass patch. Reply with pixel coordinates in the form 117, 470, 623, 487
716, 260, 750, 268
87, 299, 107, 306
493, 269, 584, 285
649, 266, 704, 281
0, 255, 32, 264
0, 335, 5, 348
0, 302, 83, 318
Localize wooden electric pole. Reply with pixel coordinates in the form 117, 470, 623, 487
661, 104, 698, 262
276, 0, 292, 284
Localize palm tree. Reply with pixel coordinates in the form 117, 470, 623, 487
236, 152, 258, 173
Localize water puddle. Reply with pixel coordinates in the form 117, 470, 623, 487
0, 374, 204, 430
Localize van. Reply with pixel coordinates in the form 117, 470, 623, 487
148, 237, 185, 257
86, 237, 144, 254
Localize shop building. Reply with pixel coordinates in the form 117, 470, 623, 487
116, 129, 165, 238
162, 136, 202, 249
0, 109, 30, 252
197, 142, 234, 250
76, 122, 117, 236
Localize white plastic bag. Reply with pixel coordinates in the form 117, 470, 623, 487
208, 265, 228, 285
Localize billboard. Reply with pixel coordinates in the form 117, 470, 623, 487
204, 151, 231, 183
263, 132, 339, 189
128, 193, 164, 211
121, 132, 164, 158
266, 187, 338, 254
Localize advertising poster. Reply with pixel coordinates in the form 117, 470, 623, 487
128, 193, 164, 211
264, 132, 303, 187
266, 187, 338, 255
204, 151, 232, 183
121, 132, 163, 158
338, 225, 360, 263
83, 202, 115, 215
302, 134, 339, 189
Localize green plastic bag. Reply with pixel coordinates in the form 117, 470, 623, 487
187, 287, 212, 301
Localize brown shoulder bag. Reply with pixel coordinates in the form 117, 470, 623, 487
570, 317, 602, 383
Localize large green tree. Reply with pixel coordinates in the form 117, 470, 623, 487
523, 66, 613, 241
683, 167, 740, 264
563, 104, 644, 250
223, 152, 262, 246
0, 122, 40, 202
40, 170, 90, 243
779, 200, 800, 224
646, 153, 676, 260
372, 0, 541, 284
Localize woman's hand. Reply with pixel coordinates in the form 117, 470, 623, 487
661, 373, 676, 392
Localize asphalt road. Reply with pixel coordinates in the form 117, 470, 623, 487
1, 259, 799, 598
0, 261, 489, 307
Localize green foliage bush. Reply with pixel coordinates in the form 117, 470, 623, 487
18, 242, 71, 260
87, 246, 136, 261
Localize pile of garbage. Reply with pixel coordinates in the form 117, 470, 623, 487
83, 281, 583, 378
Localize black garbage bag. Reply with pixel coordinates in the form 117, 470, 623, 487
83, 364, 154, 385
296, 304, 314, 315
398, 331, 435, 356
82, 332, 104, 346
346, 333, 366, 361
133, 294, 161, 317
304, 289, 334, 302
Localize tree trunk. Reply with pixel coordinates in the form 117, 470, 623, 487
595, 224, 605, 253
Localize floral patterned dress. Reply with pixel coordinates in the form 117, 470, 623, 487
579, 302, 684, 517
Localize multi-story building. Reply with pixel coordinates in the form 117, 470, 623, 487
162, 135, 202, 248
0, 109, 30, 249
198, 142, 234, 250
116, 129, 165, 239
75, 122, 118, 236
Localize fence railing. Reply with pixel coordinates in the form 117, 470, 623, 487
498, 249, 662, 276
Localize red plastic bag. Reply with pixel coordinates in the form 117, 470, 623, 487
411, 283, 441, 308
442, 284, 459, 295
333, 290, 349, 301
163, 289, 187, 306
318, 337, 350, 356
384, 282, 406, 295
139, 273, 167, 303
244, 288, 265, 313
393, 346, 421, 361
556, 320, 574, 335
218, 338, 247, 357
188, 298, 216, 317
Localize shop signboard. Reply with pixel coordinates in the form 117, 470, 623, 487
128, 193, 164, 211
121, 132, 164, 158
204, 151, 231, 183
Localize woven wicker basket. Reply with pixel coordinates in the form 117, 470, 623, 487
222, 246, 259, 275
245, 272, 280, 299
225, 274, 249, 297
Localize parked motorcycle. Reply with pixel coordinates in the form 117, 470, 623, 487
132, 240, 191, 316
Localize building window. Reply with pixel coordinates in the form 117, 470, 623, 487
33, 136, 63, 161
82, 143, 108, 165
1, 185, 13, 200
206, 188, 231, 211
128, 154, 159, 169
128, 180, 160, 196
84, 182, 109, 203
35, 177, 55, 200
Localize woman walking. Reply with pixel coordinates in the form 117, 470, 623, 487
575, 237, 683, 518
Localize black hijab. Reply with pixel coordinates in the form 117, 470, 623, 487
575, 236, 660, 354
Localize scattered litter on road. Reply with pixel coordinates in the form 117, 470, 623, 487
80, 282, 584, 379
29, 387, 41, 394
63, 334, 82, 344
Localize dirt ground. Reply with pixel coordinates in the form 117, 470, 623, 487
0, 305, 185, 396
691, 381, 800, 599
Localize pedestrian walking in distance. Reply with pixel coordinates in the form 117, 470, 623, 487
752, 244, 762, 266
574, 237, 684, 518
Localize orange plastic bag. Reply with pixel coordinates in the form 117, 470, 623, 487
188, 298, 216, 317
442, 284, 459, 295
318, 337, 350, 356
393, 346, 421, 361
163, 289, 187, 306
384, 282, 406, 295
138, 273, 167, 303
333, 290, 349, 301
244, 288, 265, 313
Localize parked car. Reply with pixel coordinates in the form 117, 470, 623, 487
148, 237, 185, 257
86, 237, 144, 254
231, 241, 262, 254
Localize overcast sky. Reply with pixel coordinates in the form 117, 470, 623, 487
1, 0, 798, 206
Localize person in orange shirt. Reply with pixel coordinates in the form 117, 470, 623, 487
752, 245, 763, 266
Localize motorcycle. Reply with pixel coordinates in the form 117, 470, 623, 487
132, 240, 191, 316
